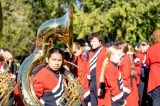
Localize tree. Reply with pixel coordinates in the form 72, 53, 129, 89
0, 0, 34, 56
1, 0, 160, 59
0, 1, 2, 36
0, 0, 73, 58
74, 0, 160, 45
0, 0, 74, 58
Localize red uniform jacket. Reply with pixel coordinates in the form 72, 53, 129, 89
102, 61, 124, 106
14, 65, 65, 106
33, 66, 62, 98
0, 63, 3, 68
146, 41, 160, 93
86, 46, 109, 105
14, 85, 25, 106
134, 52, 144, 84
119, 54, 139, 106
119, 54, 132, 94
72, 54, 89, 97
0, 63, 3, 72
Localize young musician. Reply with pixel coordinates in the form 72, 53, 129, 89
116, 42, 139, 106
97, 45, 125, 106
33, 47, 73, 106
83, 32, 108, 106
145, 29, 160, 106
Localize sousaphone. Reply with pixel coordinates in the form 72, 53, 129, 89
17, 0, 84, 106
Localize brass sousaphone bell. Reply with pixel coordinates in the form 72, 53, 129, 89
17, 0, 84, 106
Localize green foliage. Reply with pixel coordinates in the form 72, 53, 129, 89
0, 0, 66, 57
0, 0, 160, 59
74, 0, 160, 45
0, 1, 2, 36
0, 0, 34, 56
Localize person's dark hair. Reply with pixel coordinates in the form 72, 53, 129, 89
83, 42, 90, 47
0, 55, 4, 62
115, 41, 129, 53
73, 41, 81, 49
87, 32, 103, 43
126, 41, 131, 46
84, 34, 90, 43
140, 41, 148, 46
46, 48, 64, 59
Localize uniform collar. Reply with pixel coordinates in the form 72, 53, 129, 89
47, 66, 60, 74
92, 45, 102, 53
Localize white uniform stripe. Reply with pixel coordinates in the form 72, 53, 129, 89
83, 90, 90, 99
87, 75, 91, 80
89, 47, 102, 63
118, 72, 122, 80
54, 85, 64, 98
0, 65, 5, 73
123, 86, 131, 94
40, 98, 45, 105
112, 92, 123, 102
56, 98, 60, 105
90, 63, 96, 72
119, 79, 123, 84
142, 54, 146, 64
120, 84, 124, 89
134, 58, 140, 63
52, 73, 62, 93
89, 57, 97, 68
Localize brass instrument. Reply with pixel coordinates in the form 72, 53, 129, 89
58, 61, 84, 106
0, 58, 16, 106
17, 0, 84, 106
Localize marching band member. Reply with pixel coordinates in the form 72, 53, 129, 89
71, 41, 90, 106
116, 41, 139, 106
97, 45, 125, 106
33, 47, 73, 106
145, 29, 160, 106
84, 32, 108, 106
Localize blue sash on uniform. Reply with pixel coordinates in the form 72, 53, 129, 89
40, 67, 65, 106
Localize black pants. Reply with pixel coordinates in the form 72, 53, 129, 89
89, 77, 98, 106
149, 86, 160, 106
139, 66, 152, 106
7, 92, 15, 106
